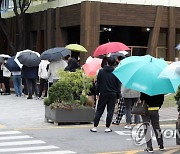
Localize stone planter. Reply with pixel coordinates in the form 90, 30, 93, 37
45, 105, 95, 125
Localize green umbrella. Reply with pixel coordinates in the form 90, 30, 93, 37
113, 55, 177, 96
65, 44, 87, 52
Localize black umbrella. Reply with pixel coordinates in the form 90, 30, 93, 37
41, 47, 71, 62
17, 51, 41, 67
5, 56, 21, 72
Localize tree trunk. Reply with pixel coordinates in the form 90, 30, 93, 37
0, 0, 15, 54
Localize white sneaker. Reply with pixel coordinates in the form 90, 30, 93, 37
124, 125, 132, 129
90, 127, 97, 132
105, 128, 112, 133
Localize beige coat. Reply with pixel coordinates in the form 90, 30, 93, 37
121, 85, 140, 98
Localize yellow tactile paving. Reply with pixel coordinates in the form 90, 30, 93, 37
163, 148, 180, 154
97, 147, 180, 154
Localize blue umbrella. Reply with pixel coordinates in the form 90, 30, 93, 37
113, 55, 177, 96
5, 56, 21, 72
41, 47, 71, 62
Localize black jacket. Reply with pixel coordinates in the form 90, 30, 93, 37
64, 58, 80, 72
96, 66, 120, 98
21, 66, 38, 80
140, 93, 164, 108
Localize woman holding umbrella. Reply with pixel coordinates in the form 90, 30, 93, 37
1, 58, 11, 95
5, 56, 22, 97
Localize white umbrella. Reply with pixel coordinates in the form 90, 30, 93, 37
159, 61, 180, 79
0, 54, 11, 63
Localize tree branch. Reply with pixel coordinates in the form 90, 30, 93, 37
24, 1, 31, 13
13, 0, 19, 16
19, 0, 23, 13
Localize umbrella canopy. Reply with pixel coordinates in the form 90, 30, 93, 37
65, 44, 87, 52
5, 56, 21, 72
109, 52, 126, 59
113, 55, 177, 96
159, 61, 180, 79
15, 49, 40, 67
119, 50, 129, 56
82, 57, 102, 77
0, 54, 11, 63
15, 49, 40, 68
176, 44, 180, 51
41, 47, 71, 62
93, 42, 130, 57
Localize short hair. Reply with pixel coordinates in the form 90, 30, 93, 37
107, 57, 115, 66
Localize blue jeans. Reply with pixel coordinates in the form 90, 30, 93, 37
124, 98, 140, 124
13, 75, 22, 96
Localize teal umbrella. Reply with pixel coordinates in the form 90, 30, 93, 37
113, 55, 177, 96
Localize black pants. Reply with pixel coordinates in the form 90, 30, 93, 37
3, 77, 10, 93
39, 78, 48, 97
26, 79, 39, 97
142, 110, 163, 148
94, 93, 116, 128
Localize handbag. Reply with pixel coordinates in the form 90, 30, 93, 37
131, 100, 148, 115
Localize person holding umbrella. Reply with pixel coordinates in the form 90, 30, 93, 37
140, 92, 164, 153
1, 58, 11, 95
64, 55, 80, 72
90, 57, 120, 133
47, 59, 67, 87
22, 65, 39, 99
38, 60, 49, 99
5, 56, 22, 97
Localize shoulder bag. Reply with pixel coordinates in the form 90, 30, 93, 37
131, 100, 148, 115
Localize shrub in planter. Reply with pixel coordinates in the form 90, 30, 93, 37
44, 69, 94, 110
174, 85, 180, 112
174, 85, 180, 145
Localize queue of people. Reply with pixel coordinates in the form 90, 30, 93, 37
0, 54, 80, 99
0, 51, 165, 153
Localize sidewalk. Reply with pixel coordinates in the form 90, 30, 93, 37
0, 94, 178, 129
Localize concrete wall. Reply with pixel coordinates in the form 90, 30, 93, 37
2, 0, 180, 18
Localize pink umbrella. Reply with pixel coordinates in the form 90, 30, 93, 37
93, 42, 130, 57
82, 57, 102, 77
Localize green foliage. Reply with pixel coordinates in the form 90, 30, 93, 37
174, 85, 180, 112
175, 86, 180, 101
44, 69, 93, 110
43, 97, 51, 106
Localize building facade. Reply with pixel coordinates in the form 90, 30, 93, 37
1, 0, 180, 62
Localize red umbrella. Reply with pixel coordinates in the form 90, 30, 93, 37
82, 57, 102, 77
93, 42, 130, 57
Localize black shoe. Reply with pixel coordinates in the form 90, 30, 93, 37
112, 121, 119, 125
27, 96, 33, 99
3, 93, 10, 95
144, 147, 153, 153
159, 145, 164, 151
